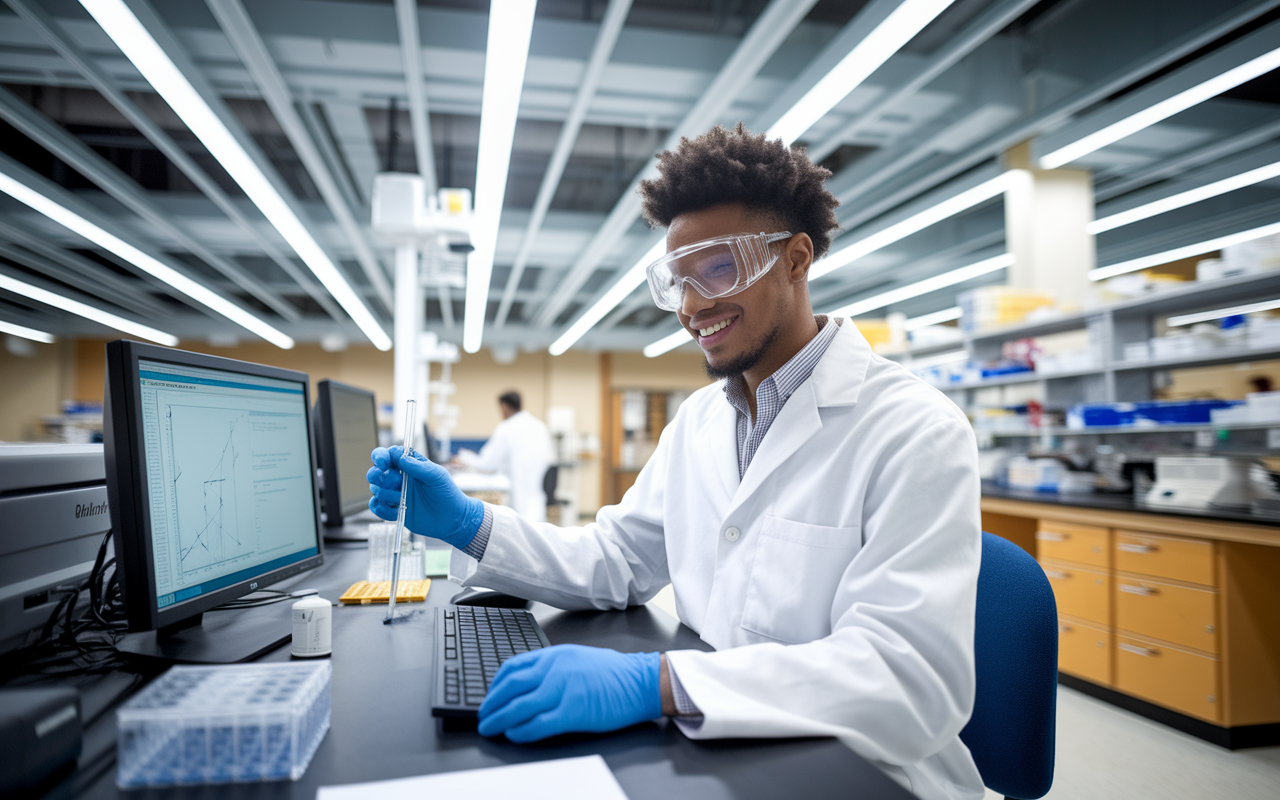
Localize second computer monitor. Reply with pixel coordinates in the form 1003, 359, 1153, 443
314, 380, 379, 527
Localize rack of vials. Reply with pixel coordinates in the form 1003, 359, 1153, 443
116, 661, 331, 787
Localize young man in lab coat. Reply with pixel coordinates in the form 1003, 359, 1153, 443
369, 123, 984, 800
455, 391, 553, 522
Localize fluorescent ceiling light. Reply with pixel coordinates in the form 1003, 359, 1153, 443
829, 253, 1012, 318
811, 172, 1018, 281
0, 318, 55, 343
79, 0, 388, 350
1089, 221, 1280, 281
0, 170, 290, 349
904, 306, 962, 330
643, 327, 693, 358
550, 239, 665, 356
0, 272, 178, 345
1040, 45, 1280, 170
463, 0, 538, 354
1168, 298, 1280, 328
1088, 159, 1280, 234
767, 0, 959, 145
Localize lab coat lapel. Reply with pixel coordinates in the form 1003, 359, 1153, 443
733, 380, 822, 505
696, 386, 741, 499
729, 321, 871, 506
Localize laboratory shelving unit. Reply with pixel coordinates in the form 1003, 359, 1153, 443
896, 268, 1280, 414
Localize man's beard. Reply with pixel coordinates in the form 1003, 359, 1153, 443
703, 322, 781, 380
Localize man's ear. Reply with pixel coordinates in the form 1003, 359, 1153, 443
785, 233, 814, 283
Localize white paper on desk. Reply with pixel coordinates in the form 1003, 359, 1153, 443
315, 755, 629, 800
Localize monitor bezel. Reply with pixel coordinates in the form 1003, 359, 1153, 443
314, 378, 378, 526
104, 340, 324, 633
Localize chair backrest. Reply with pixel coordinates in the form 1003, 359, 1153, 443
960, 532, 1058, 800
542, 465, 558, 505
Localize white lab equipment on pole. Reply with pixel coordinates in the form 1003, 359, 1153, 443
372, 173, 471, 453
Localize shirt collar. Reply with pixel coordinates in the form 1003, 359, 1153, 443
722, 315, 840, 413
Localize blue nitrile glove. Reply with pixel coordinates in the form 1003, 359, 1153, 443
367, 446, 485, 549
477, 645, 662, 742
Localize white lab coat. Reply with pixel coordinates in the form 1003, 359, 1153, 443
459, 410, 554, 522
465, 322, 984, 800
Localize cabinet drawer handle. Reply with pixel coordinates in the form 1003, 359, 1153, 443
1043, 569, 1070, 580
1118, 543, 1157, 554
1119, 643, 1158, 657
1037, 532, 1068, 542
1119, 584, 1158, 596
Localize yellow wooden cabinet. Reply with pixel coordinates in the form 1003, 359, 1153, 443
1038, 521, 1109, 568
1057, 616, 1112, 686
1114, 633, 1220, 723
1040, 559, 1110, 626
984, 496, 1280, 741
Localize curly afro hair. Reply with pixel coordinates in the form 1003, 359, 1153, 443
639, 123, 840, 258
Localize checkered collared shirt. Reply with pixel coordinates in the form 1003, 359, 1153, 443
722, 315, 840, 479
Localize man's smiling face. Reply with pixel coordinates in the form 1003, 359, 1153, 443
668, 203, 807, 380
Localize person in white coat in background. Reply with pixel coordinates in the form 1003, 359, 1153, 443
455, 391, 553, 522
369, 123, 984, 800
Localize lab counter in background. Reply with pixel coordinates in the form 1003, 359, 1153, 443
980, 489, 1280, 749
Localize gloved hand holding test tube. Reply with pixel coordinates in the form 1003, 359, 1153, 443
384, 399, 416, 624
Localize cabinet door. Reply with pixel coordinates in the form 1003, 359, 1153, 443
1058, 616, 1111, 686
1037, 522, 1109, 568
1115, 575, 1218, 654
1115, 634, 1219, 723
1040, 559, 1110, 625
1115, 531, 1215, 586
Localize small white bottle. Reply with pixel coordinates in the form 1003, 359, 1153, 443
291, 596, 332, 658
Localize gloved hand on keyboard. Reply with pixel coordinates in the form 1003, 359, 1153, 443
367, 446, 485, 549
477, 645, 662, 742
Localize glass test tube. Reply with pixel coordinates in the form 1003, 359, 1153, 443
385, 399, 416, 623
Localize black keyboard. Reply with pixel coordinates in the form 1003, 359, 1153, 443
431, 605, 550, 717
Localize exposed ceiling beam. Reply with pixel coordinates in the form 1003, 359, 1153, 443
493, 0, 633, 329
806, 0, 1041, 162
0, 219, 173, 318
204, 0, 394, 311
298, 99, 363, 216
322, 98, 382, 208
530, 0, 821, 330
0, 239, 171, 319
394, 0, 438, 193
0, 82, 302, 322
2, 0, 344, 322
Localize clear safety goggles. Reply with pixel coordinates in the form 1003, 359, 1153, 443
645, 231, 793, 312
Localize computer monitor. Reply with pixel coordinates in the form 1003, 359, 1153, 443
313, 379, 378, 527
103, 341, 323, 662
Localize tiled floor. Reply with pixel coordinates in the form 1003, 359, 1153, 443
992, 686, 1280, 800
649, 587, 1280, 799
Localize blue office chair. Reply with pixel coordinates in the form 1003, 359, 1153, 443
959, 532, 1058, 800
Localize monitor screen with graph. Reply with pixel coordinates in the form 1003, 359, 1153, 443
104, 340, 323, 637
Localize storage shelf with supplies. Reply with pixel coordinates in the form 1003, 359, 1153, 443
906, 270, 1280, 409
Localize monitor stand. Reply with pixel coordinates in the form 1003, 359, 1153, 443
116, 603, 293, 664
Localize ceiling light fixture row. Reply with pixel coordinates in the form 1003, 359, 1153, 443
463, 0, 539, 354
0, 170, 278, 348
78, 0, 390, 350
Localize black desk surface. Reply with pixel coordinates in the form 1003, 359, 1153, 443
54, 545, 912, 800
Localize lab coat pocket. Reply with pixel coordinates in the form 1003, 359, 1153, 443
740, 515, 861, 644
